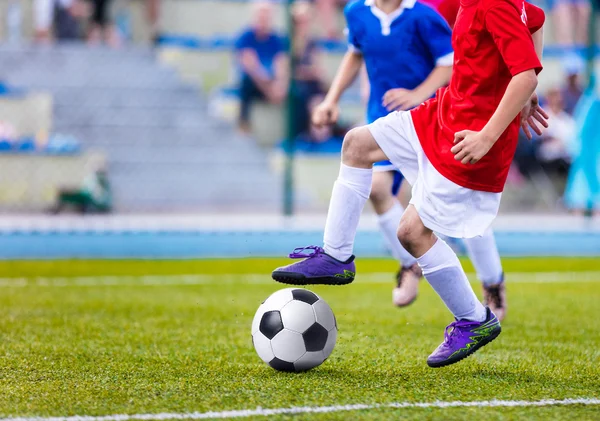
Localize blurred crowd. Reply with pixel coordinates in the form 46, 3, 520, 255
235, 1, 351, 145
515, 58, 583, 181
236, 1, 351, 146
30, 0, 160, 46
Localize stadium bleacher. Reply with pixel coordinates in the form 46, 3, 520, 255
0, 44, 282, 212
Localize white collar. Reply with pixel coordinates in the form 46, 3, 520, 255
364, 0, 417, 12
365, 0, 416, 35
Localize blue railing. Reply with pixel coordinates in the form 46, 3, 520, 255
157, 34, 597, 57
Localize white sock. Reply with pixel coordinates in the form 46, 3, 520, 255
417, 238, 487, 322
463, 228, 504, 286
377, 202, 417, 267
323, 163, 372, 261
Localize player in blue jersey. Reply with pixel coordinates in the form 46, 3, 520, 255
312, 0, 508, 319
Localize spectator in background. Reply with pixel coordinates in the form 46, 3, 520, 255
34, 0, 65, 42
514, 88, 575, 180
552, 0, 591, 47
88, 0, 119, 47
146, 0, 161, 43
294, 95, 349, 149
538, 88, 575, 175
291, 1, 326, 138
561, 54, 585, 115
564, 82, 600, 216
34, 0, 87, 42
234, 1, 288, 134
315, 0, 343, 39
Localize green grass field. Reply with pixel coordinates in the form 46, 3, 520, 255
1, 258, 599, 420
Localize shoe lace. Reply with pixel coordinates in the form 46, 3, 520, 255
288, 245, 324, 259
444, 320, 480, 347
485, 285, 503, 308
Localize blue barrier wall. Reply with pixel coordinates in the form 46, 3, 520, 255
0, 229, 598, 259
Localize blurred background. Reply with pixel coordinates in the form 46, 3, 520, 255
0, 0, 598, 259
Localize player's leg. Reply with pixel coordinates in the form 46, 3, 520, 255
398, 206, 501, 368
370, 169, 414, 267
272, 126, 387, 285
370, 168, 421, 306
370, 168, 397, 214
463, 228, 507, 321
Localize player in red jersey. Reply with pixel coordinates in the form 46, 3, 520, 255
389, 0, 531, 319
272, 0, 548, 367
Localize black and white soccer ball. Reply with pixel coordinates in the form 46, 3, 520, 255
252, 288, 337, 372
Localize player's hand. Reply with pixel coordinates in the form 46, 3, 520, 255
312, 100, 339, 128
520, 92, 549, 140
382, 88, 423, 112
451, 130, 495, 165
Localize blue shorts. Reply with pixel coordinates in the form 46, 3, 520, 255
373, 160, 404, 195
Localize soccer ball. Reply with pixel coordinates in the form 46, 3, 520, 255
251, 288, 337, 372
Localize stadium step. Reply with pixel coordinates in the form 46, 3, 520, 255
50, 87, 202, 109
0, 44, 282, 211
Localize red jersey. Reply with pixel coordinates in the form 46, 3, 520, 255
435, 0, 542, 29
410, 0, 545, 193
437, 0, 460, 28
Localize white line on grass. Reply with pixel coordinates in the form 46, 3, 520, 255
0, 271, 598, 288
3, 398, 600, 421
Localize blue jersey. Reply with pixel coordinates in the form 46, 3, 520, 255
345, 0, 453, 123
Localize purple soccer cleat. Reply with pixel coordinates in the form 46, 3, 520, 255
427, 307, 501, 368
271, 246, 356, 286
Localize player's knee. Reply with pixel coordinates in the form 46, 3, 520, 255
397, 219, 416, 252
397, 213, 426, 254
342, 127, 372, 167
341, 128, 362, 164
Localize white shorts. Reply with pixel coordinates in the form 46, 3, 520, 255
367, 111, 502, 239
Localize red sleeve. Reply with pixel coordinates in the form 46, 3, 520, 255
525, 2, 545, 33
437, 0, 460, 28
484, 1, 543, 76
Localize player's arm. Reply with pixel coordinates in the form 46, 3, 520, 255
477, 70, 539, 145
313, 50, 364, 127
384, 9, 453, 112
452, 70, 539, 164
383, 65, 452, 112
520, 25, 549, 139
413, 65, 453, 100
531, 26, 543, 60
